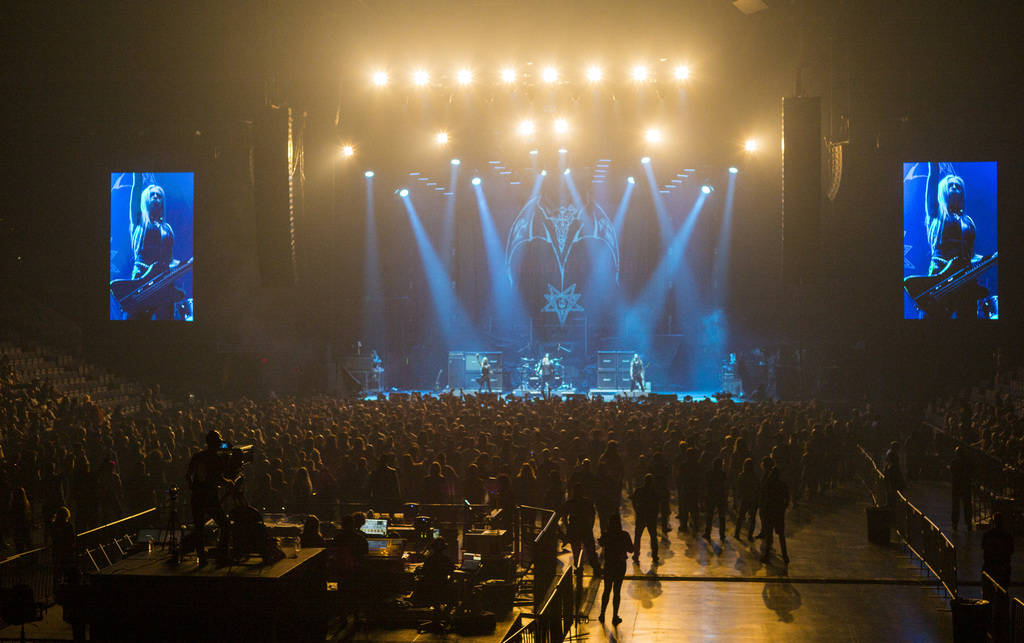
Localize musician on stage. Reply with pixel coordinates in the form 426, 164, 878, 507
630, 354, 645, 392
477, 353, 492, 393
186, 430, 231, 565
538, 353, 555, 397
924, 162, 987, 318
128, 172, 179, 320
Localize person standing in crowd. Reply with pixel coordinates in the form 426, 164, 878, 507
734, 457, 759, 541
760, 466, 790, 564
598, 513, 634, 626
950, 446, 973, 531
883, 449, 905, 507
368, 453, 402, 514
632, 473, 660, 564
704, 457, 728, 542
560, 483, 600, 576
677, 447, 701, 533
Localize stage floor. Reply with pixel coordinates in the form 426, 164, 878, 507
361, 389, 728, 402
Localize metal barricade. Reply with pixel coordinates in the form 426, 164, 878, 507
983, 571, 1011, 642
1010, 597, 1024, 643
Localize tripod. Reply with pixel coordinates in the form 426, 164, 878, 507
159, 486, 182, 563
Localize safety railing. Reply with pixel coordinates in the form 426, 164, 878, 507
1012, 597, 1024, 643
859, 446, 958, 598
0, 507, 157, 630
896, 491, 958, 598
982, 572, 1011, 642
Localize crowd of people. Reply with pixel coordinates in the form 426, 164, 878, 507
2, 361, 885, 564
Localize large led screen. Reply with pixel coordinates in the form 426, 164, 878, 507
109, 172, 194, 321
903, 162, 997, 319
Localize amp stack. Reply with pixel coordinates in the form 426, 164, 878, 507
596, 351, 635, 390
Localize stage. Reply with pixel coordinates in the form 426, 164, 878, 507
80, 548, 330, 641
360, 389, 730, 402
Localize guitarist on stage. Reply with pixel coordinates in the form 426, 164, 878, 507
128, 172, 179, 319
630, 354, 646, 392
477, 353, 492, 393
923, 162, 988, 318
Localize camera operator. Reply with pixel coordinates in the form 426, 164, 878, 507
186, 430, 232, 564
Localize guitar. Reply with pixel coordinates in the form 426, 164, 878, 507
110, 257, 194, 318
903, 252, 997, 317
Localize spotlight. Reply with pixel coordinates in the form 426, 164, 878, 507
364, 170, 374, 178
729, 166, 739, 174
341, 145, 355, 158
744, 138, 759, 152
500, 67, 516, 83
412, 69, 430, 86
558, 148, 568, 154
701, 184, 713, 194
586, 65, 603, 82
372, 70, 388, 87
632, 65, 649, 82
645, 128, 662, 144
529, 149, 539, 156
435, 131, 449, 145
540, 170, 547, 176
450, 158, 461, 166
563, 168, 571, 175
640, 156, 651, 164
674, 65, 690, 81
554, 118, 569, 134
471, 177, 482, 186
456, 68, 473, 85
627, 176, 635, 184
399, 188, 409, 197
541, 66, 558, 83
518, 119, 536, 137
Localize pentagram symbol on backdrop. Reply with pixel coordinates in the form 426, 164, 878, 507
505, 196, 620, 325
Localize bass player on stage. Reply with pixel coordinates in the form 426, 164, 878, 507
630, 354, 646, 392
477, 353, 492, 393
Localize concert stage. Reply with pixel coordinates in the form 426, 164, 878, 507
83, 548, 329, 642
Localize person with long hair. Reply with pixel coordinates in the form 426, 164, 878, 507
598, 512, 633, 625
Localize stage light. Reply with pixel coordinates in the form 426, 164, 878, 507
563, 168, 571, 175
744, 138, 759, 152
701, 184, 713, 194
450, 158, 461, 166
399, 188, 409, 197
541, 66, 558, 83
435, 131, 449, 145
372, 70, 389, 87
529, 149, 539, 156
554, 118, 569, 134
456, 68, 473, 85
632, 65, 649, 82
729, 166, 739, 174
518, 119, 536, 137
627, 176, 636, 184
364, 170, 375, 178
645, 128, 662, 144
640, 156, 651, 164
501, 67, 517, 83
558, 147, 568, 154
412, 69, 430, 86
540, 170, 547, 176
471, 176, 482, 186
341, 145, 355, 158
674, 65, 690, 81
586, 65, 603, 82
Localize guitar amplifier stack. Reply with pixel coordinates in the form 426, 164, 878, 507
448, 352, 502, 392
596, 351, 635, 390
339, 355, 382, 393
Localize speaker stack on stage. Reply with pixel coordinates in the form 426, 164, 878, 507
596, 351, 634, 390
447, 352, 502, 392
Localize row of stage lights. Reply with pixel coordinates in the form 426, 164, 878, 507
369, 63, 692, 88
340, 137, 759, 158
375, 155, 740, 198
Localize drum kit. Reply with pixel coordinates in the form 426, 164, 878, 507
516, 357, 565, 391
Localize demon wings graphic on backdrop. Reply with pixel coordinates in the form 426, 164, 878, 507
505, 196, 620, 324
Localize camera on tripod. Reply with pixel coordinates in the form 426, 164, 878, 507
216, 442, 254, 478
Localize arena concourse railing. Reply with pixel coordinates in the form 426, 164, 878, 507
0, 507, 157, 631
859, 446, 958, 599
